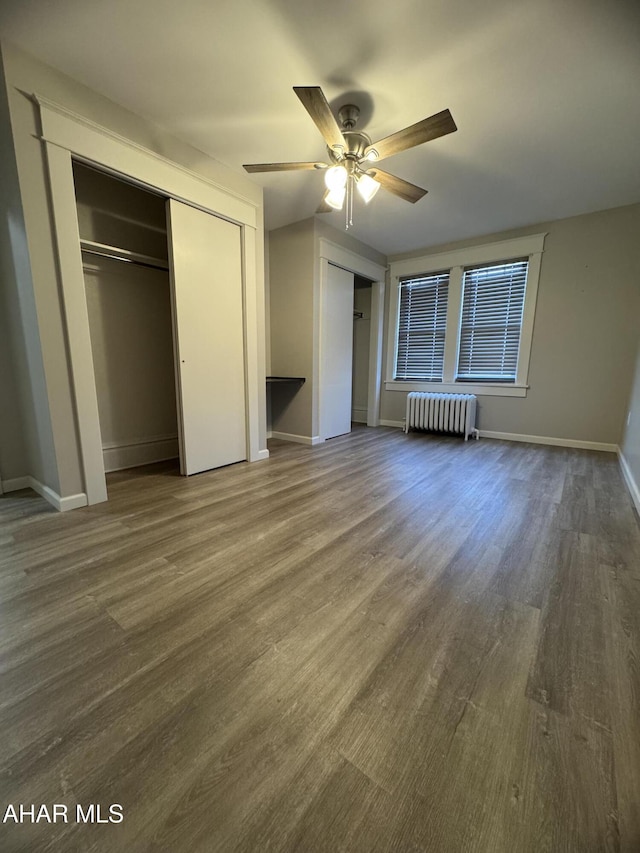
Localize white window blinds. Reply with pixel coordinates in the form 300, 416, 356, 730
395, 271, 449, 381
456, 259, 529, 382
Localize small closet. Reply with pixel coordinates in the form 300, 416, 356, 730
73, 162, 247, 481
352, 276, 373, 424
74, 163, 178, 473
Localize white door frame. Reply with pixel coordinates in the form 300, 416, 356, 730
316, 238, 386, 439
37, 95, 266, 505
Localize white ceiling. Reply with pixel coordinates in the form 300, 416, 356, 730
1, 0, 640, 255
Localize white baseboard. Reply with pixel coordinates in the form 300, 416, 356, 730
351, 407, 368, 424
2, 476, 87, 512
255, 449, 270, 461
102, 434, 179, 473
270, 431, 324, 446
478, 430, 617, 453
395, 424, 616, 453
34, 481, 88, 512
2, 476, 31, 492
618, 449, 640, 515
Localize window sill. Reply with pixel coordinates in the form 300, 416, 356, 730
385, 381, 528, 398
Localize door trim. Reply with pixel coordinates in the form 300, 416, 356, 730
38, 97, 266, 504
316, 239, 386, 437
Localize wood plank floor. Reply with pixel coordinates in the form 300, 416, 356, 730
1, 426, 639, 852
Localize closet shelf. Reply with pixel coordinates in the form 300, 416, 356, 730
80, 239, 169, 271
266, 376, 306, 385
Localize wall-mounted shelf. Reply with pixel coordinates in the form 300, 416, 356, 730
266, 376, 306, 385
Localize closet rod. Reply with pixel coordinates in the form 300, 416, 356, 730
80, 239, 169, 271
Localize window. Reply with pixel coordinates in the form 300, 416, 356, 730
387, 234, 546, 397
395, 271, 449, 381
457, 259, 528, 382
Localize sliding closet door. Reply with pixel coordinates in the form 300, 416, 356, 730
167, 200, 246, 475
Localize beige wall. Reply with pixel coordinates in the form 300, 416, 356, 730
0, 49, 56, 487
84, 259, 177, 454
269, 217, 386, 440
0, 40, 264, 499
74, 163, 168, 259
0, 51, 25, 484
268, 219, 316, 437
383, 203, 640, 446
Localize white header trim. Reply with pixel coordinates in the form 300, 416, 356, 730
390, 233, 547, 278
317, 238, 387, 282
34, 93, 259, 228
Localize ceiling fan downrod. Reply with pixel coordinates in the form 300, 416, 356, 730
337, 104, 360, 130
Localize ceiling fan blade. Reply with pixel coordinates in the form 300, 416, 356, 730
293, 86, 346, 151
366, 109, 457, 161
368, 169, 428, 203
243, 162, 326, 173
316, 191, 334, 213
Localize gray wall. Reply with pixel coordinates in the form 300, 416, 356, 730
383, 203, 640, 445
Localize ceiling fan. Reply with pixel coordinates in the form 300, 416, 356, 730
243, 86, 457, 228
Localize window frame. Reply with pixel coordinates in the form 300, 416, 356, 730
395, 269, 450, 382
386, 233, 546, 398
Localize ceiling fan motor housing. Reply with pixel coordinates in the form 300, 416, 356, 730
329, 105, 373, 171
332, 104, 372, 167
337, 103, 360, 130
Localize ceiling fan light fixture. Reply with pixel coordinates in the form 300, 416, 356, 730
325, 185, 346, 210
325, 164, 348, 192
356, 173, 380, 203
244, 87, 456, 229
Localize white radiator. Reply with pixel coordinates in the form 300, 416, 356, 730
404, 392, 478, 441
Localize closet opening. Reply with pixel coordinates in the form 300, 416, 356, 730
352, 275, 373, 426
72, 162, 180, 487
